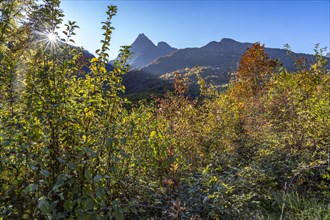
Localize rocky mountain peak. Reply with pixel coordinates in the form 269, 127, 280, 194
157, 41, 177, 54
116, 33, 177, 69
131, 33, 155, 50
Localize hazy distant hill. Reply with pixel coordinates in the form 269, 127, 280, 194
122, 37, 329, 99
113, 33, 177, 69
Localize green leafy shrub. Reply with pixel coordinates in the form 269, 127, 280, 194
1, 1, 329, 219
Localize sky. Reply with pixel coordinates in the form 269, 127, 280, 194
60, 0, 330, 60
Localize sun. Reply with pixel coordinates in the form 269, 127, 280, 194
47, 33, 57, 42
32, 30, 61, 51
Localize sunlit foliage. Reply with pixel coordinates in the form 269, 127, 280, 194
0, 0, 329, 219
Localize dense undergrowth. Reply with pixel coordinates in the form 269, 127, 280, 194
1, 1, 329, 219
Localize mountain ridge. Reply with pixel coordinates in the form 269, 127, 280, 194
136, 37, 320, 76
122, 36, 329, 98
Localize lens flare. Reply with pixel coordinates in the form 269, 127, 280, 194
47, 33, 57, 42
32, 30, 62, 51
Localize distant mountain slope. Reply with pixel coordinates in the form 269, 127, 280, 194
123, 38, 329, 98
137, 38, 318, 76
114, 33, 177, 69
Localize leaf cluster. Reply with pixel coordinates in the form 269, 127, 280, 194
0, 1, 329, 219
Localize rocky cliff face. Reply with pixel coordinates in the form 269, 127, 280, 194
114, 33, 177, 69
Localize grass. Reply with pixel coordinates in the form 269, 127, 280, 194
261, 191, 330, 220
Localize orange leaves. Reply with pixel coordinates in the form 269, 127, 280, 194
234, 43, 278, 99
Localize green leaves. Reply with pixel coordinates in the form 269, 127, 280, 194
63, 200, 74, 212
93, 174, 103, 182
1, 0, 329, 219
38, 196, 51, 215
40, 169, 50, 178
0, 170, 9, 181
150, 130, 156, 138
113, 209, 124, 220
84, 197, 94, 210
25, 184, 38, 195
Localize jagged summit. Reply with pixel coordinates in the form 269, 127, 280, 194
131, 33, 155, 50
135, 33, 149, 40
115, 33, 177, 69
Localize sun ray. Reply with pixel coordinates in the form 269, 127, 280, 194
32, 30, 62, 51
47, 33, 57, 42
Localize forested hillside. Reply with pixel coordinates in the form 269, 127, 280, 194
0, 1, 329, 219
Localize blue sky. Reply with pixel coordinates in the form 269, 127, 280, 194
60, 0, 330, 59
